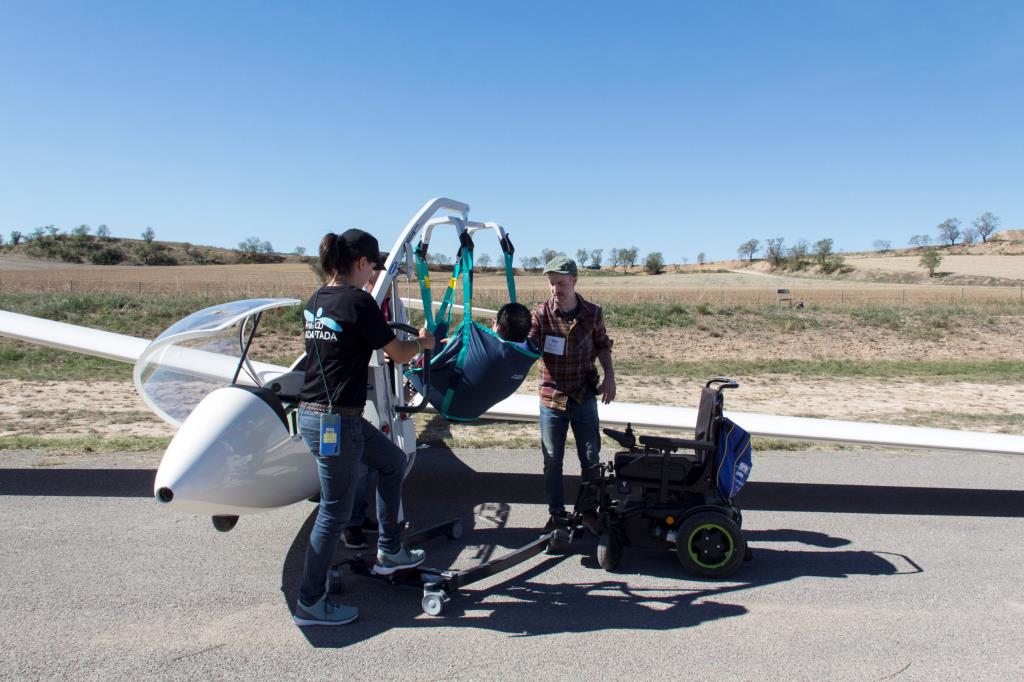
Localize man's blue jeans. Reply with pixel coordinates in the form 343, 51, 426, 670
540, 395, 601, 516
296, 410, 407, 605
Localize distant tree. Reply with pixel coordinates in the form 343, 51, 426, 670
873, 239, 891, 253
786, 240, 809, 271
575, 249, 589, 268
238, 236, 262, 254
589, 248, 603, 268
813, 238, 834, 268
46, 225, 60, 238
0, 233, 4, 246
607, 248, 620, 269
142, 226, 156, 242
937, 218, 961, 246
644, 251, 665, 275
31, 227, 45, 241
473, 252, 489, 268
540, 248, 561, 267
962, 228, 977, 246
737, 239, 759, 262
90, 247, 123, 265
428, 252, 452, 266
520, 255, 541, 271
765, 238, 785, 266
920, 248, 942, 277
71, 224, 91, 239
908, 234, 932, 247
621, 246, 639, 270
697, 252, 706, 265
96, 225, 110, 239
9, 230, 22, 245
294, 246, 306, 257
972, 211, 999, 243
681, 256, 689, 265
135, 240, 177, 265
236, 236, 278, 263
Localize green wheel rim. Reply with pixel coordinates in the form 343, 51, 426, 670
687, 523, 735, 569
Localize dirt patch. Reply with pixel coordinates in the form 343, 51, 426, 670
0, 380, 170, 439
604, 317, 1024, 363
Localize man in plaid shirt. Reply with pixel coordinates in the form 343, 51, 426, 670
528, 256, 616, 527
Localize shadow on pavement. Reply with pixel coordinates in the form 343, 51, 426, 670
283, 446, 925, 648
0, 468, 154, 497
3, 459, 1022, 518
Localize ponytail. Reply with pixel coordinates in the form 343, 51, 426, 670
319, 232, 356, 280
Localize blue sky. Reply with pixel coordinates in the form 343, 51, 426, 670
1, 1, 1022, 264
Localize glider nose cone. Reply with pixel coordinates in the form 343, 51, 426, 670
153, 386, 318, 516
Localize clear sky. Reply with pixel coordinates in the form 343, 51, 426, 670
1, 1, 1022, 264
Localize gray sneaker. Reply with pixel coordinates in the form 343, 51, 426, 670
292, 594, 358, 626
371, 546, 426, 575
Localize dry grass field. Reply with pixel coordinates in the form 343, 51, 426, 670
844, 254, 1024, 280
2, 251, 1023, 453
3, 256, 1023, 305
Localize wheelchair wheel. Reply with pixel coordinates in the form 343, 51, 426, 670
596, 531, 622, 571
675, 511, 745, 578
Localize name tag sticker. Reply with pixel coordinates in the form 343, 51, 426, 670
319, 413, 341, 456
544, 335, 566, 356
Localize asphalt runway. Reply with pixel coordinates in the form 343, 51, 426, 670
1, 446, 1022, 680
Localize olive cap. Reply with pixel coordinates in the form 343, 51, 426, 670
543, 255, 577, 276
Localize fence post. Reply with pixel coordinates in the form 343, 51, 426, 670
720, 288, 724, 304
138, 281, 142, 294
840, 289, 844, 304
69, 280, 74, 293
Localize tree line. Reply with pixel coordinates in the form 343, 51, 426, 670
734, 211, 1003, 278
735, 237, 847, 274
0, 223, 298, 266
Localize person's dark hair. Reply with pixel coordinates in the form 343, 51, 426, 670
318, 232, 373, 279
496, 302, 532, 342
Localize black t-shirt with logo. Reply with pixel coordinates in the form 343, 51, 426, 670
299, 284, 396, 408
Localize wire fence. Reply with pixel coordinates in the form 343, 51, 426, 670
3, 277, 1024, 306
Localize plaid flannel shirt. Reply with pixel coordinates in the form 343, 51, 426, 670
528, 293, 614, 411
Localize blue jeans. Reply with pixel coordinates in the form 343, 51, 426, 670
347, 469, 377, 529
540, 395, 602, 516
297, 410, 407, 605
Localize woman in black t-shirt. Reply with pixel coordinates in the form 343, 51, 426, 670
292, 228, 435, 628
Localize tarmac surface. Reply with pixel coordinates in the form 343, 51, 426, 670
1, 445, 1022, 680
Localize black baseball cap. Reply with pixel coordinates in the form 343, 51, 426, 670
340, 228, 387, 270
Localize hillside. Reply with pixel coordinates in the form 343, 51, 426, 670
1, 233, 305, 267
727, 231, 1024, 286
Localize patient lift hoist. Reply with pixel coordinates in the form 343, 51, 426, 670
176, 199, 751, 616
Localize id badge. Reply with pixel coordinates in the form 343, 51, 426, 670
543, 335, 566, 356
319, 413, 341, 456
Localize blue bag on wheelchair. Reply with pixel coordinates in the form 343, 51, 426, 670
715, 417, 752, 502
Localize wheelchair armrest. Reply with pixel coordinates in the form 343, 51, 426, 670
603, 427, 636, 449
